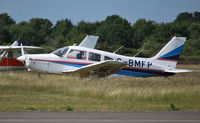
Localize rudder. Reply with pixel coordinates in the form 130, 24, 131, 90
151, 36, 186, 68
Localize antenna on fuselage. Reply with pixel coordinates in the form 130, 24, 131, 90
113, 45, 124, 54
133, 49, 144, 57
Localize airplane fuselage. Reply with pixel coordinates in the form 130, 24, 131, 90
0, 58, 25, 70
22, 46, 174, 77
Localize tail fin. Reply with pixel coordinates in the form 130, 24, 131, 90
151, 36, 186, 68
79, 35, 99, 49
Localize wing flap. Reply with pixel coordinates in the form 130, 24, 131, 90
63, 60, 127, 78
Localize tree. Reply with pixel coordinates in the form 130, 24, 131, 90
188, 23, 200, 39
77, 21, 98, 34
29, 18, 52, 44
131, 19, 156, 48
96, 15, 132, 51
0, 13, 15, 27
175, 12, 193, 22
51, 19, 73, 37
49, 19, 73, 47
0, 28, 12, 45
9, 23, 39, 45
0, 13, 15, 44
193, 11, 200, 22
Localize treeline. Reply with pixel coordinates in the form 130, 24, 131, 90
0, 12, 200, 63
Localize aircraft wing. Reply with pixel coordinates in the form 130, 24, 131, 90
78, 35, 99, 49
62, 60, 127, 78
0, 46, 42, 51
165, 69, 200, 73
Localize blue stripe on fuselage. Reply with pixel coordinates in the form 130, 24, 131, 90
116, 70, 157, 77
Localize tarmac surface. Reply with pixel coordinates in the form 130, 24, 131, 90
0, 111, 200, 123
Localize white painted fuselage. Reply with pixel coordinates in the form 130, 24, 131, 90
20, 46, 173, 77
18, 37, 190, 77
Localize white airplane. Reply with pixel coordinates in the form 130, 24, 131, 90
17, 36, 198, 78
0, 40, 41, 70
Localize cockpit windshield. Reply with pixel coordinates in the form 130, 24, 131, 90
52, 47, 69, 57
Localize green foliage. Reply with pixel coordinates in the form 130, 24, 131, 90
66, 104, 74, 111
141, 36, 165, 57
96, 15, 132, 51
194, 11, 200, 22
0, 13, 15, 44
0, 13, 15, 27
175, 12, 193, 22
0, 27, 12, 44
9, 23, 39, 45
26, 107, 38, 111
0, 12, 200, 62
170, 104, 179, 110
131, 19, 156, 48
29, 18, 52, 44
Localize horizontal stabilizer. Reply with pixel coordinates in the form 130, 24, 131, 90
63, 60, 127, 78
165, 69, 200, 73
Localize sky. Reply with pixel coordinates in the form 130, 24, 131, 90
0, 0, 200, 25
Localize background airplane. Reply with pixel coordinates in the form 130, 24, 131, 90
17, 36, 198, 78
0, 40, 41, 70
79, 35, 99, 48
0, 34, 99, 71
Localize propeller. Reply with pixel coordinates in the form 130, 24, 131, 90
20, 43, 25, 56
18, 43, 28, 66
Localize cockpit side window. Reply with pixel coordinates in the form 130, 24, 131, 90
89, 52, 101, 61
67, 49, 87, 60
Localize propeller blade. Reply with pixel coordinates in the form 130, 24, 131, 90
20, 43, 25, 56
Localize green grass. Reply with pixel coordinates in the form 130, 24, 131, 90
0, 64, 200, 111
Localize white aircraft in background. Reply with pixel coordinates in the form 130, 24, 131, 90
17, 36, 198, 78
0, 40, 41, 70
79, 35, 99, 48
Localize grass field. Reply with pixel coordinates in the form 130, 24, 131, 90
0, 64, 200, 111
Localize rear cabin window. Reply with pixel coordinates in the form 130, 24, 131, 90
89, 52, 101, 61
104, 56, 113, 61
67, 49, 87, 60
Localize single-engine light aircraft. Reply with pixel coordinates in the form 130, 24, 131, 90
17, 36, 197, 78
0, 40, 41, 70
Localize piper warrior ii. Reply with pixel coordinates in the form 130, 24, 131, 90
17, 35, 198, 78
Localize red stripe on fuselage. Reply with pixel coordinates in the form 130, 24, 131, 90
31, 59, 92, 65
0, 58, 24, 66
156, 59, 177, 62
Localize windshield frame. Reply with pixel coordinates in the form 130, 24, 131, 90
52, 46, 69, 57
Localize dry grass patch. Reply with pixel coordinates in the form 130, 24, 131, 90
0, 64, 200, 111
